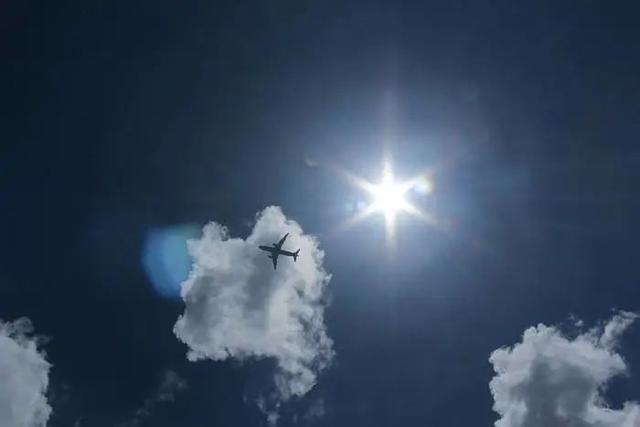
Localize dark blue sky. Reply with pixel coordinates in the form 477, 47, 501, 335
1, 1, 640, 426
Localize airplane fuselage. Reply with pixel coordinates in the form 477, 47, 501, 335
258, 233, 300, 269
258, 246, 297, 257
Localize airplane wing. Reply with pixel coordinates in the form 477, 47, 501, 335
271, 255, 278, 270
275, 233, 289, 249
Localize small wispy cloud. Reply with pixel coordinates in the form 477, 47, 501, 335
117, 370, 187, 427
0, 317, 51, 427
304, 156, 320, 168
489, 311, 640, 427
303, 397, 327, 422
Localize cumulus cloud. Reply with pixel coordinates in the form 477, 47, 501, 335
174, 206, 333, 404
117, 370, 187, 427
489, 311, 640, 427
0, 317, 51, 427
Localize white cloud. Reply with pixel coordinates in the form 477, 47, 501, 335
174, 206, 334, 403
0, 317, 51, 427
489, 312, 640, 427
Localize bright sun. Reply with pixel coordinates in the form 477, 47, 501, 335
368, 163, 412, 222
339, 160, 436, 245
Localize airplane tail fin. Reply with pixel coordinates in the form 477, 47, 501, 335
293, 249, 300, 262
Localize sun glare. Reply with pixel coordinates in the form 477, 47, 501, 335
335, 158, 438, 247
335, 160, 436, 246
368, 163, 411, 223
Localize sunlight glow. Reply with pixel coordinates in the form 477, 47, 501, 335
336, 160, 437, 246
366, 163, 413, 239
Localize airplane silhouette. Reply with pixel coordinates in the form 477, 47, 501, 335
258, 233, 300, 270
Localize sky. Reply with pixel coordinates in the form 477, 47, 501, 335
1, 1, 640, 426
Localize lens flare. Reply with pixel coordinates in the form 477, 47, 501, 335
142, 224, 199, 298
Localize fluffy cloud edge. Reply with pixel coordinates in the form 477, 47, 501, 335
0, 317, 52, 427
489, 311, 640, 427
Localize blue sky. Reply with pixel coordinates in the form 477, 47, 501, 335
1, 1, 639, 426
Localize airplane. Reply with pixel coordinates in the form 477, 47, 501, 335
258, 233, 300, 270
